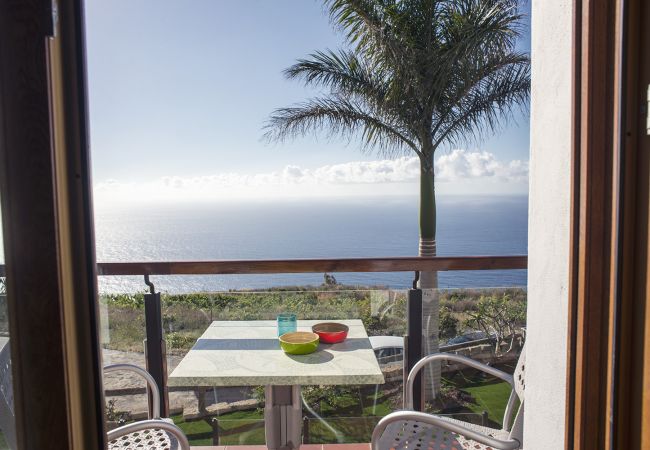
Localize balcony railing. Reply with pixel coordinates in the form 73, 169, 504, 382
95, 255, 527, 276
29, 255, 526, 447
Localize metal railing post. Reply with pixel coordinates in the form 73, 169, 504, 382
404, 272, 424, 411
302, 416, 309, 443
144, 275, 169, 417
211, 417, 220, 445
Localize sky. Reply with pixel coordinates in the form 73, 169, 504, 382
84, 0, 531, 203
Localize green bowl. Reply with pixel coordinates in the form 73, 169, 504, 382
279, 331, 319, 355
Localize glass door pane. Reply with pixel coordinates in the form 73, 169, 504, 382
0, 199, 16, 449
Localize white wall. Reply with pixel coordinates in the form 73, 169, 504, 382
526, 0, 573, 448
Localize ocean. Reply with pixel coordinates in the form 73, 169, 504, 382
93, 195, 528, 293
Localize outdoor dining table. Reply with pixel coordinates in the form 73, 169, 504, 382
168, 319, 385, 450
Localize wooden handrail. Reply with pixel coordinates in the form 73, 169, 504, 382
0, 256, 527, 277
93, 255, 527, 276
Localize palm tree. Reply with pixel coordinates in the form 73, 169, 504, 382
265, 0, 529, 396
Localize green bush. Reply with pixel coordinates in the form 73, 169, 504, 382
439, 305, 459, 339
463, 293, 526, 349
165, 332, 199, 350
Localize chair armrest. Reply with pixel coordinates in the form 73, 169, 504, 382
104, 364, 160, 419
107, 419, 190, 450
405, 352, 514, 409
371, 411, 521, 450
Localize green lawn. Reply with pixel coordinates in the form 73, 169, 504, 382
172, 410, 265, 446
318, 387, 394, 417
308, 387, 392, 443
214, 410, 265, 446
172, 410, 264, 445
447, 364, 519, 428
463, 381, 514, 426
171, 414, 215, 446
306, 416, 380, 444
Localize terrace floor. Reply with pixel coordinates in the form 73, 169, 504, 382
192, 445, 370, 450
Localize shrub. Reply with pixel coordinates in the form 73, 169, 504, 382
463, 293, 526, 353
165, 332, 197, 350
439, 306, 459, 339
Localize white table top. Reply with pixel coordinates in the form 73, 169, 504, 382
168, 319, 385, 387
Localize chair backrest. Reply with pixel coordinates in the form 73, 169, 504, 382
503, 344, 525, 444
513, 344, 526, 401
103, 364, 161, 419
0, 338, 16, 449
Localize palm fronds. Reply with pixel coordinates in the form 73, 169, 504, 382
266, 0, 530, 161
265, 94, 419, 158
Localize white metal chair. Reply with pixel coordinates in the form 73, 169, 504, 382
105, 364, 190, 450
0, 338, 16, 450
371, 346, 525, 450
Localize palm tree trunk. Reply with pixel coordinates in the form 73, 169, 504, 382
418, 161, 440, 401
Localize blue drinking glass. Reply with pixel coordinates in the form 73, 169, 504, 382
277, 313, 297, 337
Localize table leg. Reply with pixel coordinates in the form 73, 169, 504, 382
197, 387, 207, 417
264, 385, 302, 450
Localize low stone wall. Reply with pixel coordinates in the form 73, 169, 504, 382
106, 386, 261, 422
182, 398, 261, 421
439, 342, 520, 373
103, 349, 260, 421
381, 337, 524, 382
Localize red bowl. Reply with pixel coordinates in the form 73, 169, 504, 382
312, 322, 349, 344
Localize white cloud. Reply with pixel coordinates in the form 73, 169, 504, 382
311, 157, 421, 184
435, 149, 528, 182
94, 150, 528, 202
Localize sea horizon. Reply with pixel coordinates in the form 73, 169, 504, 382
92, 194, 528, 293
